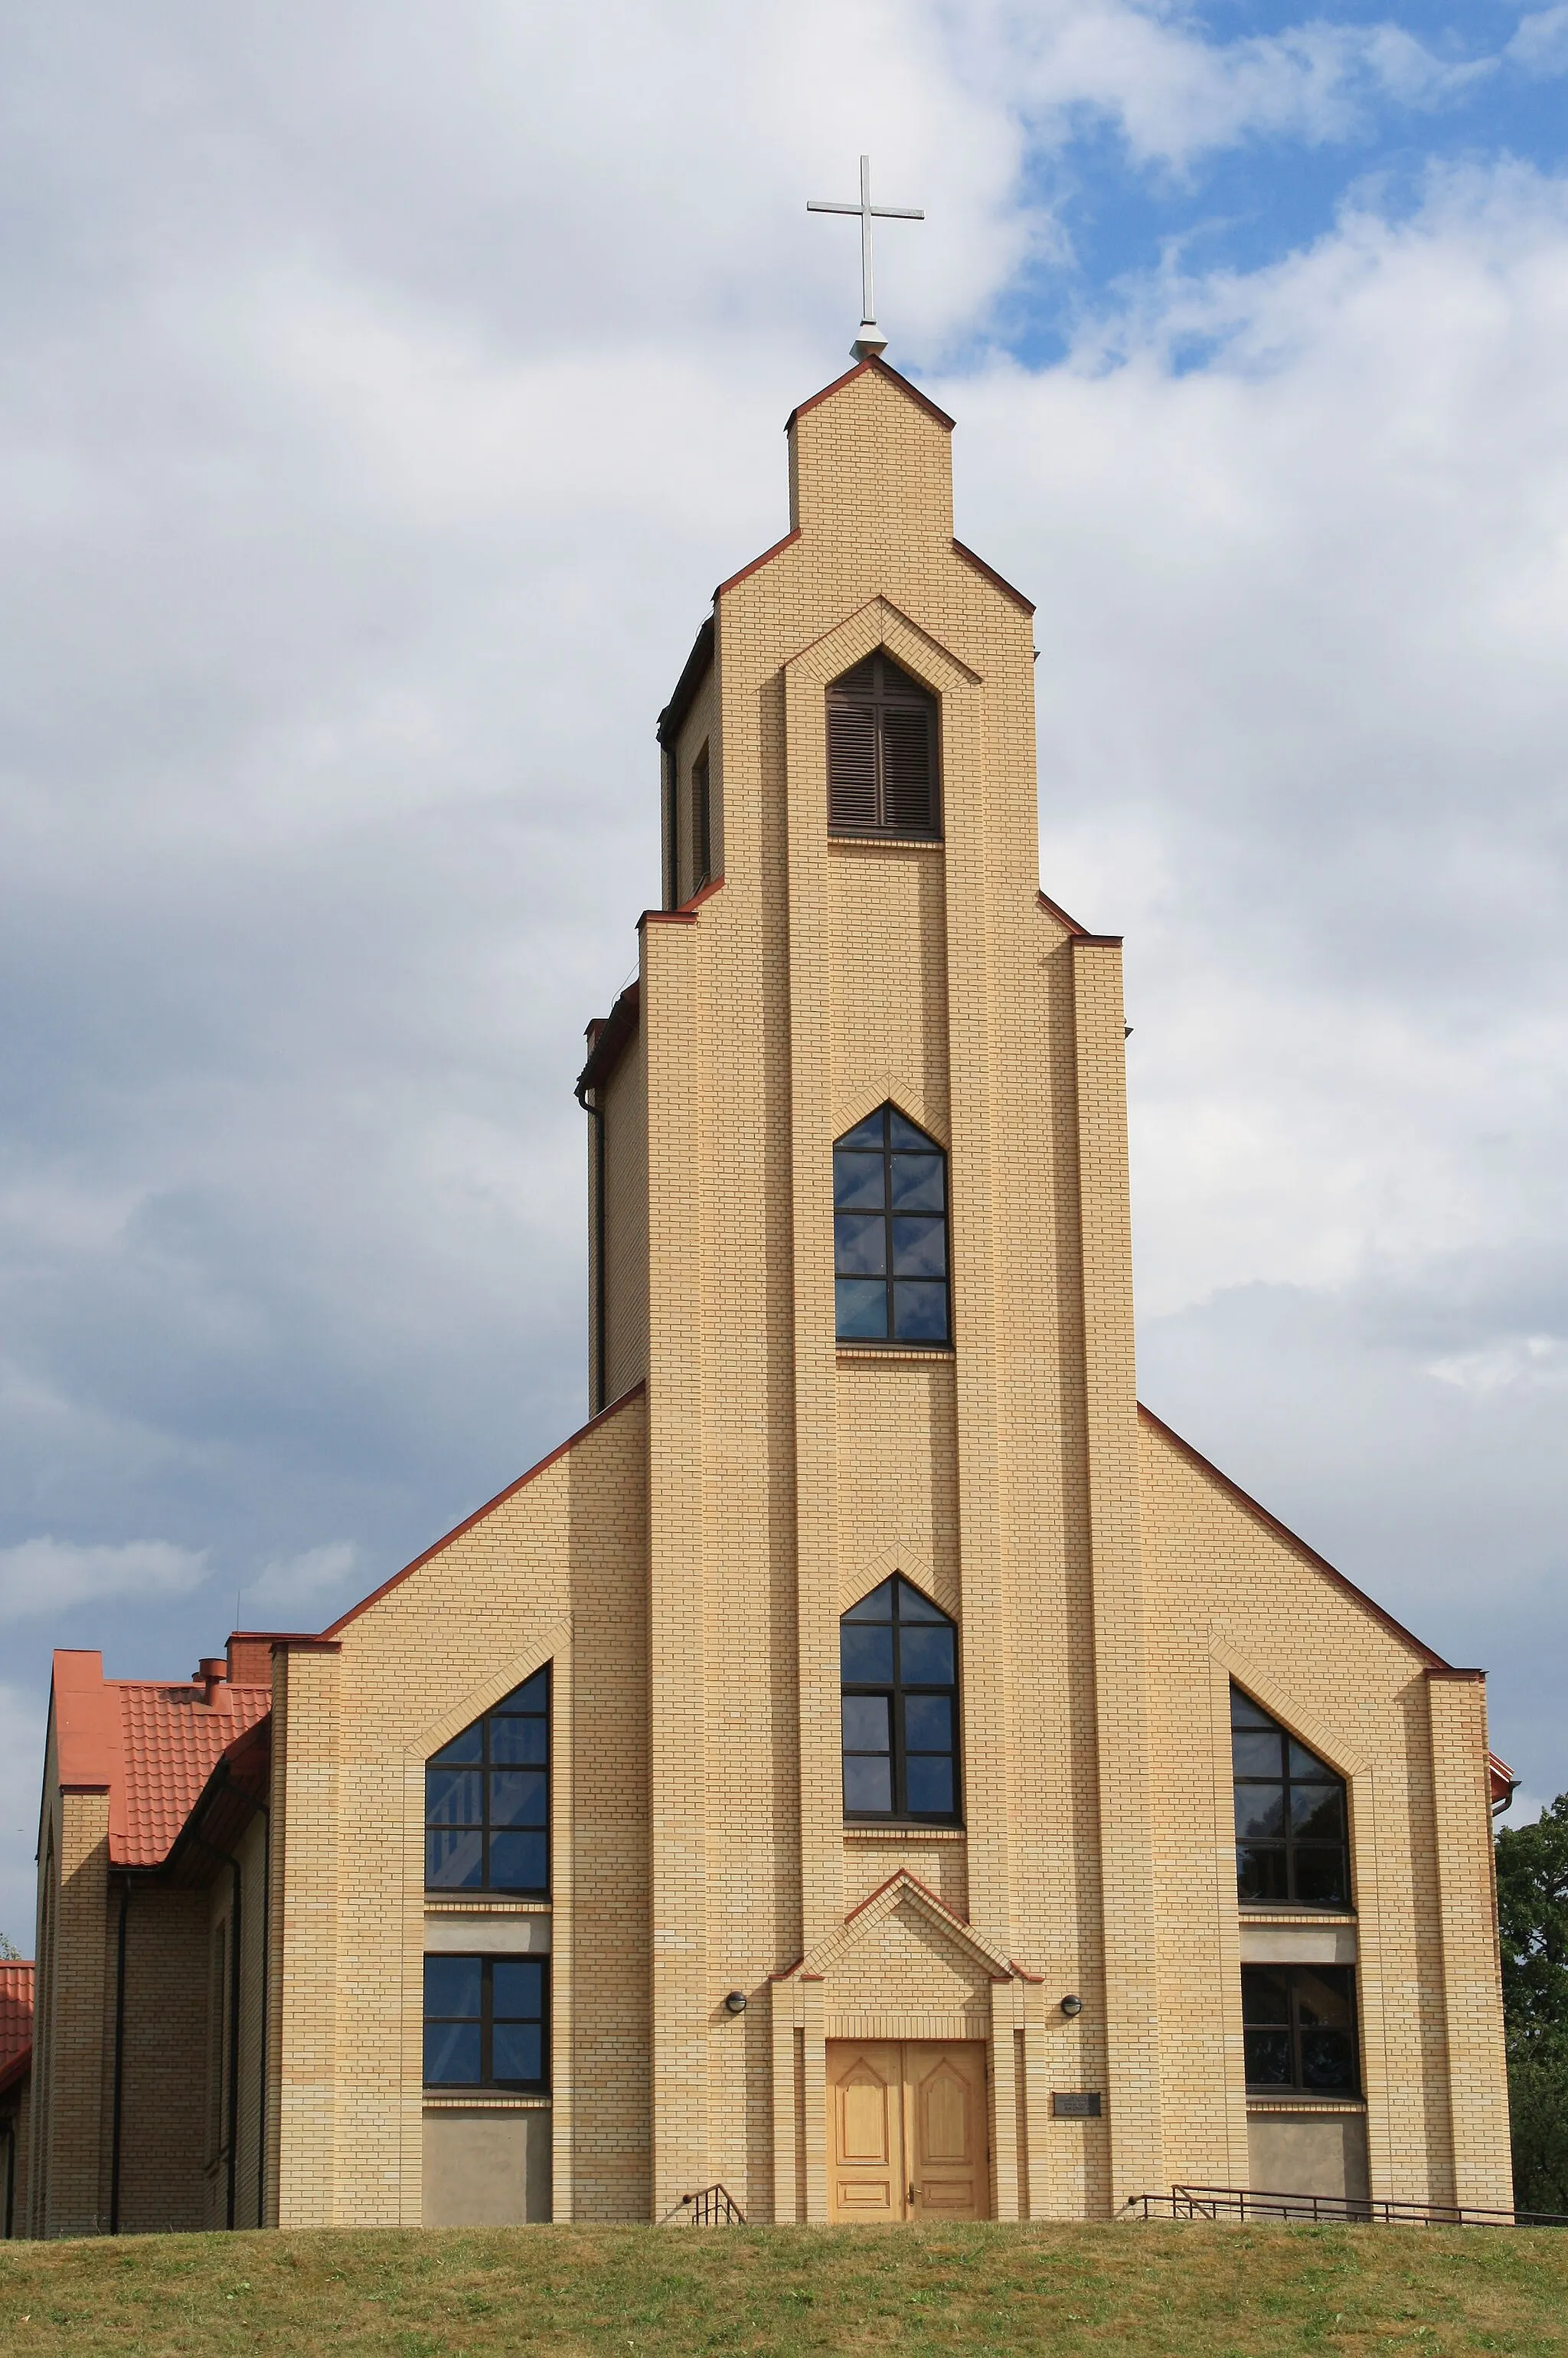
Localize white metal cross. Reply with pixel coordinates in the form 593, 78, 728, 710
808, 155, 924, 359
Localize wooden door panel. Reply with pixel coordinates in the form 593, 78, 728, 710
907, 2042, 988, 2221
828, 2042, 903, 2222
826, 2041, 990, 2223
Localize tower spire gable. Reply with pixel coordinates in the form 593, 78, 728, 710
785, 357, 956, 545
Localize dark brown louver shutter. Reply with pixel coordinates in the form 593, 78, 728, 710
880, 704, 935, 836
826, 650, 940, 839
828, 701, 878, 832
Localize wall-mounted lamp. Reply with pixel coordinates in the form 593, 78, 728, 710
724, 1990, 748, 2016
1059, 1994, 1083, 2018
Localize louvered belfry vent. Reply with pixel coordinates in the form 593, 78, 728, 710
826, 652, 939, 839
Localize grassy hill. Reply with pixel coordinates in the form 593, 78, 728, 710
3, 2219, 1566, 2356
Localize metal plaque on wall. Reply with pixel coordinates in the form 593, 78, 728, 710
1051, 2091, 1103, 2118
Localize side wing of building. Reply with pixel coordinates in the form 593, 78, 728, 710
268, 1382, 649, 2229
1138, 1404, 1513, 2213
24, 1384, 649, 2238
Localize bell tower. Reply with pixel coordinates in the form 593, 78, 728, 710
577, 355, 1162, 2219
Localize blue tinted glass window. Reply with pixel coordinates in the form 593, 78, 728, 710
425, 1669, 550, 1894
423, 1954, 549, 2092
835, 1279, 887, 1339
424, 1956, 482, 2018
1241, 1964, 1357, 2096
834, 1150, 885, 1209
492, 1960, 545, 2019
841, 1625, 894, 1683
424, 2022, 482, 2084
1231, 1684, 1350, 1912
841, 1575, 959, 1824
833, 1106, 950, 1348
488, 1832, 547, 1891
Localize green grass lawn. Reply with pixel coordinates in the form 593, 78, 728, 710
3, 2220, 1566, 2357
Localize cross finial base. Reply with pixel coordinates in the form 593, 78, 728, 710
851, 320, 888, 361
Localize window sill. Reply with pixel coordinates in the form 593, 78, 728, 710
1238, 1908, 1356, 1925
425, 1895, 551, 1914
844, 1823, 965, 1841
1246, 2095, 1366, 2114
423, 2090, 552, 2110
837, 1345, 956, 1362
828, 835, 944, 851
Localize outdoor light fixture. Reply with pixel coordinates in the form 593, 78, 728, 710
724, 1990, 748, 2015
1060, 1994, 1083, 2017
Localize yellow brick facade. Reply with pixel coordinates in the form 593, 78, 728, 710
24, 357, 1511, 2233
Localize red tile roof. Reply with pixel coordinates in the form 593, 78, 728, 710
0, 1960, 33, 2095
112, 1680, 272, 1867
51, 1652, 271, 1870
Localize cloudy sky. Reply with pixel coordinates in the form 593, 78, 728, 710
2, 0, 1566, 1948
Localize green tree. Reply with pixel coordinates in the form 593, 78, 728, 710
1496, 1793, 1568, 2214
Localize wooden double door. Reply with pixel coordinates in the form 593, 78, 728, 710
826, 2040, 990, 2222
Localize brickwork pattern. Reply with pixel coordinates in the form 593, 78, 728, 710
114, 1889, 208, 2233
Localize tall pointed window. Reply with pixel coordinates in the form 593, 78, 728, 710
1232, 1684, 1349, 1908
426, 1668, 550, 1895
835, 1105, 950, 1346
827, 652, 940, 839
841, 1576, 960, 1822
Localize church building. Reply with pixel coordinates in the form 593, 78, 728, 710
24, 354, 1514, 2236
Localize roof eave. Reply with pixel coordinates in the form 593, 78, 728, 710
656, 615, 715, 751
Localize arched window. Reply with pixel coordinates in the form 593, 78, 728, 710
834, 1105, 950, 1346
841, 1575, 959, 1823
426, 1668, 550, 1895
826, 652, 939, 839
1232, 1684, 1349, 1908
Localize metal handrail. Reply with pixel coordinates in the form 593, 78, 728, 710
681, 2183, 747, 2225
1125, 2183, 1568, 2229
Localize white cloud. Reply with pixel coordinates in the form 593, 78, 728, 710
241, 1542, 361, 1619
940, 157, 1568, 1316
971, 3, 1494, 168
1508, 6, 1568, 74
1429, 1338, 1568, 1395
0, 1538, 208, 1624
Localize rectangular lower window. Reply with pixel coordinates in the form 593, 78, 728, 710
423, 1954, 549, 2092
1241, 1963, 1358, 2096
